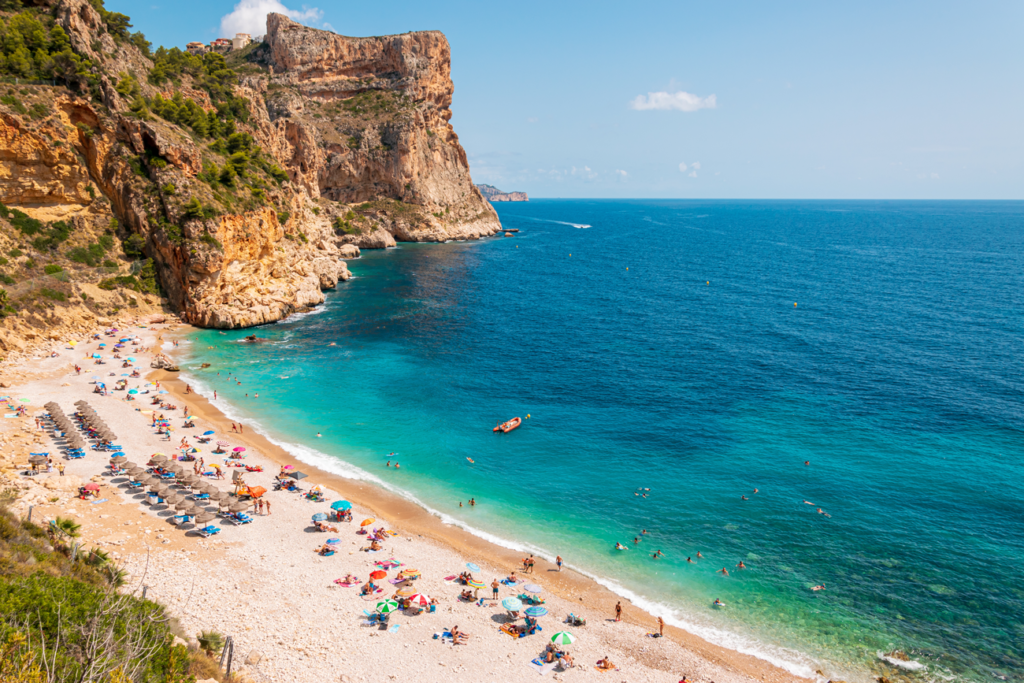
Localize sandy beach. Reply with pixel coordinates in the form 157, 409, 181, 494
0, 320, 811, 683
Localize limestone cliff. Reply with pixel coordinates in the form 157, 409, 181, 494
0, 0, 498, 337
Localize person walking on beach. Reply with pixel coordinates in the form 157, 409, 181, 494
240, 424, 244, 434
264, 499, 270, 515
231, 423, 237, 433
556, 555, 563, 571
58, 462, 65, 477
491, 579, 500, 599
658, 616, 665, 637
615, 601, 622, 621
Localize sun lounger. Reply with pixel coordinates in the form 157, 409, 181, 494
499, 623, 520, 638
196, 525, 220, 538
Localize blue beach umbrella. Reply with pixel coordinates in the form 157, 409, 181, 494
203, 430, 215, 436
466, 563, 481, 572
501, 598, 523, 611
524, 606, 548, 617
330, 500, 351, 511
92, 353, 101, 358
98, 343, 106, 347
127, 357, 137, 362
128, 389, 138, 395
158, 390, 168, 394
311, 513, 328, 522
326, 538, 340, 545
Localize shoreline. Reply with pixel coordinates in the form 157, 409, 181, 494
159, 327, 817, 683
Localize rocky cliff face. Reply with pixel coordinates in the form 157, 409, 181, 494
259, 14, 501, 243
0, 1, 499, 336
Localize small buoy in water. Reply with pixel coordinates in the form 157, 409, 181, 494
707, 281, 709, 285
527, 414, 530, 419
794, 302, 798, 307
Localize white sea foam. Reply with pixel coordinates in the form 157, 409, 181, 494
517, 216, 592, 229
878, 652, 927, 671
179, 366, 820, 679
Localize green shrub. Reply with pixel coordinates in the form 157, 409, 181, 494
122, 233, 145, 258
8, 249, 22, 258
97, 234, 114, 252
0, 274, 14, 285
198, 232, 221, 249
43, 264, 62, 274
277, 211, 290, 225
182, 197, 204, 220
23, 258, 35, 269
161, 182, 176, 195
103, 259, 117, 268
39, 287, 65, 301
0, 94, 26, 115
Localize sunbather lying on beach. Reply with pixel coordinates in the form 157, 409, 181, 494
314, 544, 332, 556
596, 657, 616, 671
450, 625, 469, 644
459, 589, 473, 601
360, 581, 376, 595
369, 540, 382, 551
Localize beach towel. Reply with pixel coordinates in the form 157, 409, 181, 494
527, 658, 557, 676
593, 666, 619, 673
91, 498, 108, 504
501, 579, 520, 586
443, 575, 457, 582
499, 624, 519, 638
388, 578, 407, 585
387, 624, 400, 634
333, 578, 360, 587
360, 588, 385, 601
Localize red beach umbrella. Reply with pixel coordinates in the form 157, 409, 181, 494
369, 570, 387, 580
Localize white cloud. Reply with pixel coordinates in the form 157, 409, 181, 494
220, 0, 323, 38
691, 161, 701, 170
321, 22, 335, 32
615, 169, 628, 180
689, 170, 698, 178
680, 161, 701, 175
630, 91, 717, 112
527, 117, 539, 124
678, 162, 687, 172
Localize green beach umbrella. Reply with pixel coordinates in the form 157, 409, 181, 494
550, 631, 576, 645
375, 600, 400, 614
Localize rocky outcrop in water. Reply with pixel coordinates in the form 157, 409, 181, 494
476, 184, 528, 202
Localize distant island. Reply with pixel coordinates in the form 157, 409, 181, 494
477, 184, 529, 202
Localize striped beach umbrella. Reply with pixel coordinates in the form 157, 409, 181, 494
467, 579, 485, 589
466, 563, 481, 572
407, 593, 430, 607
550, 631, 576, 645
524, 606, 548, 617
501, 597, 523, 611
523, 584, 543, 593
375, 600, 399, 614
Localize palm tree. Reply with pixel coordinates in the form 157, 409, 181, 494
85, 547, 110, 566
52, 516, 81, 538
196, 631, 224, 658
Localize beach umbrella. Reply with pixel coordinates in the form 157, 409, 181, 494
407, 593, 430, 607
466, 563, 481, 572
524, 584, 543, 594
369, 570, 387, 580
202, 430, 215, 436
467, 579, 485, 589
550, 632, 576, 646
330, 500, 352, 511
110, 456, 127, 464
127, 357, 137, 362
524, 606, 548, 617
74, 400, 88, 406
229, 501, 250, 512
175, 500, 194, 511
232, 447, 246, 453
375, 600, 400, 614
29, 455, 48, 463
128, 389, 138, 395
287, 471, 308, 480
396, 588, 417, 597
150, 455, 167, 463
502, 598, 523, 611
83, 482, 101, 492
216, 441, 230, 446
213, 491, 231, 501
201, 483, 219, 494
360, 518, 375, 527
126, 467, 144, 475
92, 353, 101, 358
312, 513, 328, 522
325, 538, 341, 546
195, 512, 215, 524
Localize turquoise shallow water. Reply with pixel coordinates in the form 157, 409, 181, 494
178, 200, 1024, 682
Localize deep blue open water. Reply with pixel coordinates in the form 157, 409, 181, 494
179, 200, 1024, 682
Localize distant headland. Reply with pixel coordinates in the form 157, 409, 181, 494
476, 184, 529, 202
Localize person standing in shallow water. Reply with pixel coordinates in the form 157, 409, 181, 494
615, 601, 622, 621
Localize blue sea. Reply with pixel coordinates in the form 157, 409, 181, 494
178, 200, 1024, 682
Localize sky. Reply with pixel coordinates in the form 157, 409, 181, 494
110, 0, 1024, 199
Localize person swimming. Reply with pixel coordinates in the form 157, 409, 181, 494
713, 598, 724, 607
718, 567, 729, 575
615, 542, 628, 550
737, 560, 746, 569
812, 584, 826, 591
697, 551, 703, 558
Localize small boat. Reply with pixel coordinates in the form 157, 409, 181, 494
493, 417, 522, 433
